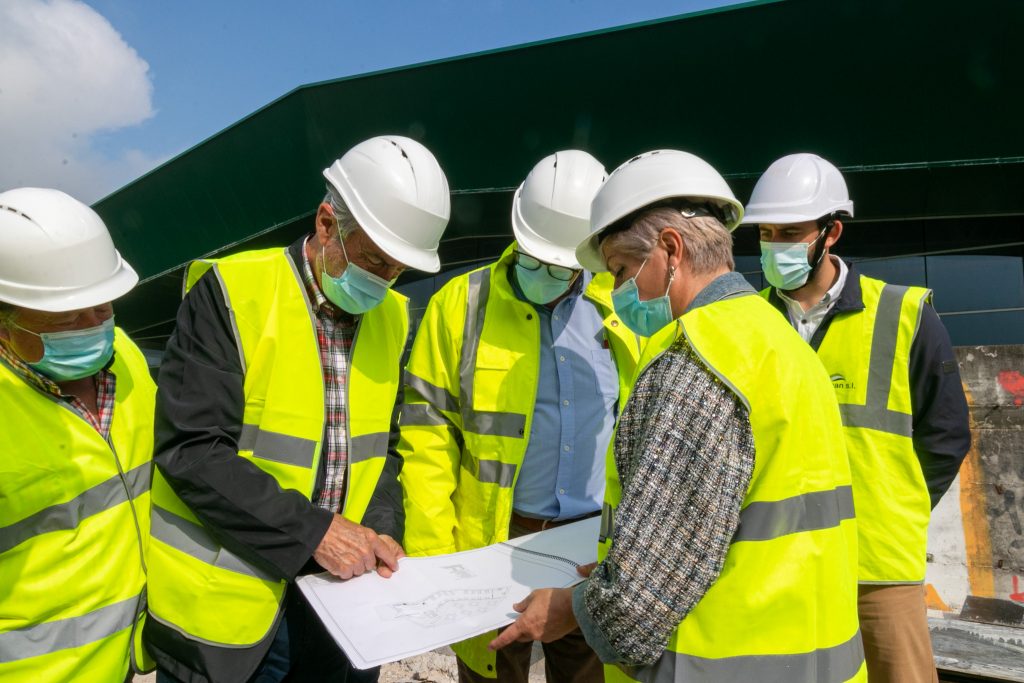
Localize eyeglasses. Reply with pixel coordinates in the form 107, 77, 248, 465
337, 229, 405, 281
513, 251, 579, 282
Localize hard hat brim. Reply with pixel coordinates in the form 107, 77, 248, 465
0, 255, 138, 313
369, 231, 442, 274
740, 208, 853, 226
511, 191, 584, 269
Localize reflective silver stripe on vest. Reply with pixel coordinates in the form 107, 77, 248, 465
350, 432, 388, 463
733, 485, 855, 542
837, 284, 915, 437
150, 505, 278, 583
203, 263, 248, 376
459, 269, 527, 439
0, 463, 151, 555
599, 502, 615, 543
602, 486, 854, 546
401, 402, 450, 427
837, 405, 912, 437
462, 453, 517, 488
627, 629, 864, 683
239, 424, 317, 469
406, 371, 459, 414
0, 594, 140, 663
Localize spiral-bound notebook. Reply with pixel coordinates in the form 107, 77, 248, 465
297, 516, 599, 670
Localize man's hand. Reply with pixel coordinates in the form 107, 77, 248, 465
314, 514, 397, 579
577, 562, 597, 578
488, 588, 578, 651
375, 534, 405, 578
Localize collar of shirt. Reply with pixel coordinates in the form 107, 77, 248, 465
777, 256, 848, 326
1, 340, 70, 398
685, 271, 757, 314
301, 236, 358, 324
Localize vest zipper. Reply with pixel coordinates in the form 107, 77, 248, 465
104, 434, 149, 574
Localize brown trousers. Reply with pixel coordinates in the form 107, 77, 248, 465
457, 519, 604, 683
858, 584, 938, 683
456, 628, 603, 683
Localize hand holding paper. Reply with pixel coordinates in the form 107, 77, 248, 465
488, 587, 578, 650
313, 514, 400, 579
298, 516, 600, 669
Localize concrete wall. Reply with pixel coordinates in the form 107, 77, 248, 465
927, 345, 1024, 614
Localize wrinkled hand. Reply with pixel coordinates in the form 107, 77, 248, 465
577, 562, 597, 578
313, 515, 400, 579
375, 535, 406, 578
488, 588, 577, 651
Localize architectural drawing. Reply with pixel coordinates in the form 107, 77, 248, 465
377, 587, 510, 628
297, 516, 600, 669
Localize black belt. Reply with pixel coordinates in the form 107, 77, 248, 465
510, 509, 600, 533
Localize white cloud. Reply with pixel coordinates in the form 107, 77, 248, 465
0, 0, 161, 202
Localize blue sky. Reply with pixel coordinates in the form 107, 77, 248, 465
0, 0, 739, 202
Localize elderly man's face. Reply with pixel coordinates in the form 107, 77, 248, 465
602, 233, 674, 301
315, 203, 406, 283
0, 304, 113, 364
327, 228, 406, 283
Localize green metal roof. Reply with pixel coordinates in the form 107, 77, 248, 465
95, 0, 1024, 341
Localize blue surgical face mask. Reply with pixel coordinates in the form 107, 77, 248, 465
611, 259, 675, 337
15, 316, 116, 381
514, 264, 575, 305
759, 229, 828, 291
321, 235, 394, 314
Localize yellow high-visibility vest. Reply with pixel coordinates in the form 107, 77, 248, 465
764, 275, 933, 583
147, 248, 408, 648
600, 293, 865, 683
400, 243, 640, 677
0, 330, 155, 682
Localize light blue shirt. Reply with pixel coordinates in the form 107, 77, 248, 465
511, 271, 619, 520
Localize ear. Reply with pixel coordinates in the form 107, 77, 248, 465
314, 202, 337, 247
660, 227, 686, 270
825, 220, 844, 250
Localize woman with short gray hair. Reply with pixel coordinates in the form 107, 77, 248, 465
492, 150, 865, 682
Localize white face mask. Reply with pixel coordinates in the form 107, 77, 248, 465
759, 228, 829, 290
13, 317, 116, 381
320, 232, 396, 314
610, 259, 676, 337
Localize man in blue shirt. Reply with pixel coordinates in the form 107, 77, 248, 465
400, 150, 640, 682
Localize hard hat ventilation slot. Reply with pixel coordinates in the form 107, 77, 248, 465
1, 205, 33, 223
387, 139, 410, 160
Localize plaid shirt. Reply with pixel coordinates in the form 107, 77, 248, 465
301, 241, 358, 513
0, 342, 116, 439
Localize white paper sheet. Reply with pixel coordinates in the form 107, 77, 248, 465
297, 516, 599, 670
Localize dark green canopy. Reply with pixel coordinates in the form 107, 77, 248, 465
94, 0, 1024, 344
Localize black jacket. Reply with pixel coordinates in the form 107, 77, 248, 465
765, 262, 971, 509
145, 236, 407, 683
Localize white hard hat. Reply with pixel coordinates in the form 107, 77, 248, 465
576, 150, 743, 273
742, 153, 854, 225
0, 187, 138, 312
511, 150, 607, 268
324, 136, 451, 273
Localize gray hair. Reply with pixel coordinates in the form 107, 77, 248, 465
323, 187, 359, 238
602, 207, 734, 274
